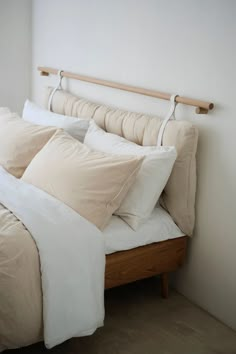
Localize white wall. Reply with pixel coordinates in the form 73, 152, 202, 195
32, 0, 236, 330
0, 0, 31, 113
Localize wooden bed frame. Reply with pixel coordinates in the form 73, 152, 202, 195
105, 236, 188, 298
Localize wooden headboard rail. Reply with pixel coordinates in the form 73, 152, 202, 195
38, 66, 214, 114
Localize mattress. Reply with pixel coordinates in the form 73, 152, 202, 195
104, 206, 185, 254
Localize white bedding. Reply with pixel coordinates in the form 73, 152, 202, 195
0, 166, 182, 350
0, 167, 105, 349
104, 206, 185, 254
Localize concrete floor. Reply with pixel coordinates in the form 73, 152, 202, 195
8, 278, 236, 354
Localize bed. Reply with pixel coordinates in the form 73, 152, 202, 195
44, 87, 198, 296
0, 84, 198, 351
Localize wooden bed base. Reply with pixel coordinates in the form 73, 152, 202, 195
105, 236, 188, 298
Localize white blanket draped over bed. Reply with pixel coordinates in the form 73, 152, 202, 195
0, 167, 105, 349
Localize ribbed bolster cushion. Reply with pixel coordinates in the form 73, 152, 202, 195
44, 87, 198, 235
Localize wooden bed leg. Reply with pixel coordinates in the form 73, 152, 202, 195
160, 273, 169, 299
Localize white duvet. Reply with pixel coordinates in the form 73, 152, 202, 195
0, 167, 105, 348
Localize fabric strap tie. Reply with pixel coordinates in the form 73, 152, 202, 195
48, 70, 64, 111
156, 94, 178, 147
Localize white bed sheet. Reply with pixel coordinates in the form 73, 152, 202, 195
104, 206, 185, 255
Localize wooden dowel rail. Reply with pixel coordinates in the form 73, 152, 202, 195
38, 66, 214, 114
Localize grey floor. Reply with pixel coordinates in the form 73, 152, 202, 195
9, 278, 236, 354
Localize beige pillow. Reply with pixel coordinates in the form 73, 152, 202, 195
0, 111, 58, 177
22, 130, 143, 230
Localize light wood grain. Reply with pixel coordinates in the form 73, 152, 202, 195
105, 236, 188, 294
38, 66, 214, 114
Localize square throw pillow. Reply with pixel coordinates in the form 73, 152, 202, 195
23, 100, 90, 142
0, 110, 58, 177
84, 121, 177, 230
22, 130, 143, 230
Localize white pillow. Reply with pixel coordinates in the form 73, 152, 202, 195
84, 121, 177, 230
23, 100, 90, 142
0, 107, 10, 115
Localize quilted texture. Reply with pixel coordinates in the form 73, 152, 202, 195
44, 87, 198, 235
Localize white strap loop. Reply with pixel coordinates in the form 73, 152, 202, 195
157, 94, 178, 147
48, 70, 64, 111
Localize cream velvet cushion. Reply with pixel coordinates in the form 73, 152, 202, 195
22, 130, 143, 230
0, 111, 58, 177
85, 121, 177, 230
